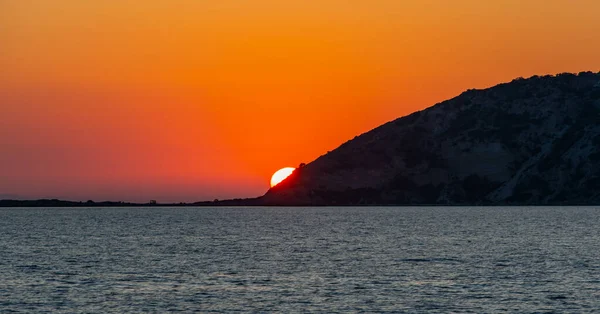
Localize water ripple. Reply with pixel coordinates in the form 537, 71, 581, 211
1, 206, 599, 312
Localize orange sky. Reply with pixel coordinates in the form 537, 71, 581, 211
1, 1, 600, 202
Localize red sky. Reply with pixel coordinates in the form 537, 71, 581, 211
2, 1, 600, 202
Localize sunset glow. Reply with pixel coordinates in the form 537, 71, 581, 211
270, 168, 296, 188
2, 1, 600, 202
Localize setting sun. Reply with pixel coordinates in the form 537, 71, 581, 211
270, 167, 296, 188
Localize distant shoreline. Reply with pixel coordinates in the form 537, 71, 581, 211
0, 199, 258, 207
2, 199, 599, 207
0, 199, 180, 207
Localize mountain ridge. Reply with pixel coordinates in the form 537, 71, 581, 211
259, 72, 600, 205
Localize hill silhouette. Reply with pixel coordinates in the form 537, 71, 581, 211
258, 72, 600, 205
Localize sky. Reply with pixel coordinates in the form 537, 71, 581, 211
2, 1, 600, 202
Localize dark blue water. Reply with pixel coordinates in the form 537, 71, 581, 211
1, 206, 599, 312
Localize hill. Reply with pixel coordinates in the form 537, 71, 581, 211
259, 72, 600, 205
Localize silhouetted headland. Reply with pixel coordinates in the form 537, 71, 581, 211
259, 72, 600, 206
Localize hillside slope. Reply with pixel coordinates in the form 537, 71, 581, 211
260, 72, 600, 205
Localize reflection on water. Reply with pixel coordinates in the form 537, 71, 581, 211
1, 206, 599, 312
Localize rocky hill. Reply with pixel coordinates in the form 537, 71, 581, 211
260, 72, 600, 205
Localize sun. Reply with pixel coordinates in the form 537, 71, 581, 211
270, 167, 296, 187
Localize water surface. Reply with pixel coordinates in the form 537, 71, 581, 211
1, 206, 599, 312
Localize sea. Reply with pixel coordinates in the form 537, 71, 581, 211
1, 206, 599, 313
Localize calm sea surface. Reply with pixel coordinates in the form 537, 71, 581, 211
1, 206, 599, 313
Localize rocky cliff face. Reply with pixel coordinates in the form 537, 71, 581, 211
260, 72, 600, 205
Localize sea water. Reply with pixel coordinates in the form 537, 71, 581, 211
1, 206, 599, 312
